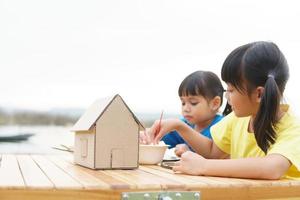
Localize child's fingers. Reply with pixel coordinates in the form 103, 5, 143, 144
154, 130, 162, 144
171, 161, 182, 172
140, 137, 148, 144
139, 130, 149, 144
145, 130, 151, 144
174, 144, 189, 157
153, 137, 159, 144
174, 147, 183, 157
154, 129, 166, 144
148, 121, 160, 144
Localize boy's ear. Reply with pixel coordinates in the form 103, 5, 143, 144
255, 86, 264, 103
209, 96, 221, 111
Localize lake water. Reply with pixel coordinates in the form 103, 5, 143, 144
0, 125, 74, 154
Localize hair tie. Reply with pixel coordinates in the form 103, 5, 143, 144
268, 74, 275, 79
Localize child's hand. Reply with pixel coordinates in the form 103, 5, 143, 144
148, 119, 182, 144
174, 144, 190, 157
139, 129, 151, 144
172, 151, 206, 176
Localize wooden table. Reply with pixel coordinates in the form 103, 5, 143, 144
1, 154, 300, 200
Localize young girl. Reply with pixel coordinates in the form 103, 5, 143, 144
148, 41, 300, 180
141, 70, 230, 157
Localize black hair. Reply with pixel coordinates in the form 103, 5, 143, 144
221, 41, 289, 153
178, 70, 231, 116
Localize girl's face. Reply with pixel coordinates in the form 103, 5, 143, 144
180, 95, 219, 125
225, 83, 260, 117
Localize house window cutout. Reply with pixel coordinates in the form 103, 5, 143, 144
80, 138, 88, 158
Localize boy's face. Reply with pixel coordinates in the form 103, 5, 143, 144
225, 83, 260, 117
180, 95, 218, 125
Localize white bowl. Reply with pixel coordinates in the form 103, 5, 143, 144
139, 144, 169, 165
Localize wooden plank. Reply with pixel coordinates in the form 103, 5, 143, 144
0, 189, 121, 200
31, 155, 83, 189
1, 187, 300, 200
139, 165, 209, 188
0, 154, 25, 188
148, 165, 247, 188
148, 165, 292, 188
1, 154, 299, 200
46, 155, 111, 190
179, 174, 250, 188
148, 164, 300, 198
103, 168, 185, 190
60, 154, 133, 190
140, 165, 199, 184
100, 169, 160, 190
61, 153, 296, 189
63, 153, 200, 190
17, 155, 53, 189
247, 185, 300, 200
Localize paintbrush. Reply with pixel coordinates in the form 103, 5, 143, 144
157, 110, 164, 132
154, 110, 164, 143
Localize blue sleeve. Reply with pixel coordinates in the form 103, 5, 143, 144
162, 131, 186, 148
201, 114, 223, 139
161, 117, 187, 148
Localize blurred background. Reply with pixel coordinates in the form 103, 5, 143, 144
1, 0, 300, 153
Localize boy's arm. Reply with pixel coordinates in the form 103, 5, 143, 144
173, 152, 291, 180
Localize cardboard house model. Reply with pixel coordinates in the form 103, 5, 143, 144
72, 94, 144, 169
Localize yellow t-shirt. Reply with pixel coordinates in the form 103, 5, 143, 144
211, 105, 300, 180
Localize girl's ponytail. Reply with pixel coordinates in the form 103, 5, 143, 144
253, 75, 281, 154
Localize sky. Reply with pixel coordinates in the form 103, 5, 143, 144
1, 0, 300, 116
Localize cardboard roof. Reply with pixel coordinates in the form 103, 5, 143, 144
71, 94, 144, 132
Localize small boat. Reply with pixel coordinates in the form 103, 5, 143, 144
0, 133, 34, 142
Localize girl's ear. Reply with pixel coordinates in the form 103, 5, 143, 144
254, 86, 265, 103
209, 96, 221, 111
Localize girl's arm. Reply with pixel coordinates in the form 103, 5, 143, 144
173, 151, 291, 180
151, 119, 229, 159
176, 120, 229, 159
